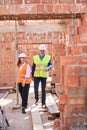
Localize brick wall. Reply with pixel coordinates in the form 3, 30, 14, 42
0, 32, 16, 87
57, 16, 87, 130
0, 29, 66, 87
0, 0, 87, 15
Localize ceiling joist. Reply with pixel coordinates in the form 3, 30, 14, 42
0, 13, 85, 20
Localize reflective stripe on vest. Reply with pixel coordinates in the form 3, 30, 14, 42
18, 63, 31, 84
33, 55, 51, 78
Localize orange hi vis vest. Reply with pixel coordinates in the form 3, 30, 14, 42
18, 63, 31, 84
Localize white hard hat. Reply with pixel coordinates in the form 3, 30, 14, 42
19, 53, 26, 58
39, 44, 46, 50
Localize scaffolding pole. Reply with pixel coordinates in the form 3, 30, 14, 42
13, 20, 20, 109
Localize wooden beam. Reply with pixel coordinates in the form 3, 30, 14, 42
46, 93, 60, 114
31, 105, 44, 130
0, 13, 85, 20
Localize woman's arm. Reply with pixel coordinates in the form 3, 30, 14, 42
22, 64, 31, 87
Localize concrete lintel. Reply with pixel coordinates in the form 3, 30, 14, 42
0, 13, 85, 20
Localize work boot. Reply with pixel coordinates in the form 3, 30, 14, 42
22, 108, 26, 114
35, 100, 39, 105
42, 104, 47, 109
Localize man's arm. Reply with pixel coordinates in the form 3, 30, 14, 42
32, 63, 36, 78
47, 60, 52, 71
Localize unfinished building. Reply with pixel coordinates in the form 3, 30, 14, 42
0, 0, 87, 130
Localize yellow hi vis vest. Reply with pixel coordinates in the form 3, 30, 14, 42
18, 63, 31, 84
33, 55, 51, 78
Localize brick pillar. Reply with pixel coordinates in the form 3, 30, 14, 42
57, 16, 87, 130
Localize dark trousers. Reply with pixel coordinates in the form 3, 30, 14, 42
34, 77, 47, 105
18, 83, 30, 108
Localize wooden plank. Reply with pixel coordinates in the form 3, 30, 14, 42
38, 107, 47, 112
48, 114, 59, 120
53, 94, 59, 104
31, 105, 44, 130
46, 93, 60, 114
0, 13, 84, 20
0, 92, 9, 99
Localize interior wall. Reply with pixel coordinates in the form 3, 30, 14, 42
0, 21, 66, 87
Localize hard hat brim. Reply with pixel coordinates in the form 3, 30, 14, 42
19, 53, 26, 58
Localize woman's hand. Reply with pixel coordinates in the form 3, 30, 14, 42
22, 80, 26, 87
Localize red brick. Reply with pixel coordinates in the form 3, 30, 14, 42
72, 35, 79, 44
0, 1, 3, 4
37, 5, 44, 13
61, 66, 64, 84
25, 0, 40, 4
58, 103, 64, 112
84, 67, 87, 74
64, 105, 73, 116
83, 46, 87, 53
53, 119, 60, 128
53, 5, 63, 13
2, 0, 22, 4
44, 5, 53, 13
67, 46, 82, 55
64, 116, 85, 128
16, 5, 26, 14
77, 24, 87, 34
79, 34, 87, 43
67, 46, 71, 55
27, 5, 37, 14
75, 66, 82, 75
79, 4, 87, 13
60, 125, 68, 130
42, 0, 57, 4
68, 97, 87, 105
60, 56, 78, 65
39, 33, 46, 39
64, 66, 81, 76
65, 87, 70, 95
79, 57, 87, 64
64, 105, 87, 116
55, 84, 65, 94
59, 95, 67, 104
70, 4, 79, 13
59, 0, 75, 3
63, 5, 70, 13
0, 5, 10, 15
82, 16, 87, 23
68, 87, 87, 98
79, 76, 87, 87
47, 32, 52, 38
64, 76, 79, 87
11, 0, 23, 4
76, 0, 87, 3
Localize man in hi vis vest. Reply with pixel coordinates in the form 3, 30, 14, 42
32, 44, 52, 108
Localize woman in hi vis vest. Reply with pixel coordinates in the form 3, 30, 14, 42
17, 53, 31, 114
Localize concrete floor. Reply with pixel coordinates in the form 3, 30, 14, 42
0, 85, 53, 130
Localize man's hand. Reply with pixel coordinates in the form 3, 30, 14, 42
44, 68, 48, 71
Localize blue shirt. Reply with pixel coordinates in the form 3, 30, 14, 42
39, 54, 45, 60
